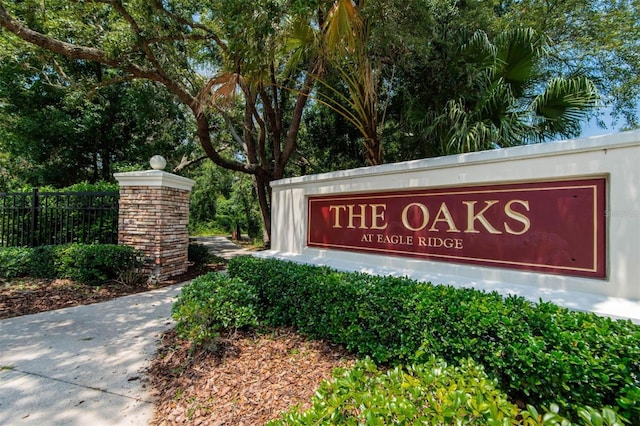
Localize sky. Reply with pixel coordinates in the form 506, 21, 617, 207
575, 105, 640, 140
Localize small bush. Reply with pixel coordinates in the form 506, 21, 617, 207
228, 256, 640, 423
172, 272, 259, 350
56, 244, 143, 286
188, 242, 213, 266
1, 244, 143, 285
0, 247, 32, 279
29, 245, 63, 278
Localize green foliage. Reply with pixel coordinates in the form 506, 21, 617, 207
270, 357, 628, 426
297, 101, 366, 174
57, 181, 119, 193
228, 256, 640, 423
269, 357, 520, 425
406, 28, 600, 156
0, 247, 32, 279
56, 244, 143, 286
187, 164, 262, 239
617, 385, 640, 422
0, 49, 191, 188
214, 179, 263, 239
0, 244, 142, 285
172, 272, 259, 349
187, 243, 213, 266
28, 245, 63, 278
498, 0, 640, 128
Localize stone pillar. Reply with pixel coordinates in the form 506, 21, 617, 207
114, 164, 195, 282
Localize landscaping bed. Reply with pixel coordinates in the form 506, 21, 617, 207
0, 262, 221, 320
146, 328, 354, 425
0, 249, 351, 425
3, 249, 639, 424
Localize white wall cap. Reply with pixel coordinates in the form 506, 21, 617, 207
271, 130, 640, 188
114, 170, 195, 191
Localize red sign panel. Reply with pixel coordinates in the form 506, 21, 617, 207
307, 178, 606, 278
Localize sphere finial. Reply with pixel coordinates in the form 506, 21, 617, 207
150, 155, 167, 170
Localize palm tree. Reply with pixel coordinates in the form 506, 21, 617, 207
408, 28, 600, 155
285, 0, 383, 166
319, 0, 383, 166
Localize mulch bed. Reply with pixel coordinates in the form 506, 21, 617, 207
146, 328, 355, 425
0, 278, 153, 319
0, 263, 222, 320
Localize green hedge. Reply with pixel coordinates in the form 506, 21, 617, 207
172, 272, 259, 350
0, 244, 143, 285
228, 256, 640, 423
269, 357, 626, 426
0, 246, 33, 279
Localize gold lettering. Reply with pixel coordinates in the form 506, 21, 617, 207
328, 205, 347, 228
504, 200, 531, 235
417, 236, 463, 249
347, 204, 369, 229
463, 200, 502, 234
401, 203, 430, 231
428, 202, 461, 232
370, 204, 388, 230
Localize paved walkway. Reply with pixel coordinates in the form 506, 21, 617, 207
0, 236, 250, 425
190, 235, 254, 260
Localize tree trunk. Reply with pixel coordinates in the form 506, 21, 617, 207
364, 131, 383, 166
253, 171, 272, 248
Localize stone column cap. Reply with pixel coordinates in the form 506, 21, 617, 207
114, 170, 195, 191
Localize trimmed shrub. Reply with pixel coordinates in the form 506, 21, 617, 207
1, 244, 143, 285
268, 357, 627, 426
29, 245, 63, 278
228, 256, 640, 423
188, 242, 214, 266
172, 272, 259, 350
57, 244, 143, 285
0, 247, 32, 279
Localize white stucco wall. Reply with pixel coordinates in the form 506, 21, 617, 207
262, 131, 640, 323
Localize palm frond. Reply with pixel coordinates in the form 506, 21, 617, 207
530, 76, 600, 140
197, 72, 242, 114
283, 17, 318, 75
493, 28, 546, 97
324, 0, 362, 55
462, 30, 497, 70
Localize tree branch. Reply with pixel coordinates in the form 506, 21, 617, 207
107, 1, 175, 86
172, 154, 207, 173
149, 0, 229, 55
278, 65, 319, 177
220, 113, 248, 153
0, 3, 197, 108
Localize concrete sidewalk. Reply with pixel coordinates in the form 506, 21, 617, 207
0, 236, 252, 425
190, 235, 254, 260
0, 283, 185, 425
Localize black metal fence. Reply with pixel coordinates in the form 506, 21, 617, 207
0, 189, 119, 247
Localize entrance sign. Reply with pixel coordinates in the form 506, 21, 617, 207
308, 179, 606, 278
265, 131, 640, 322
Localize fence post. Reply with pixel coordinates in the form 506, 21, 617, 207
30, 188, 39, 247
114, 157, 195, 282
